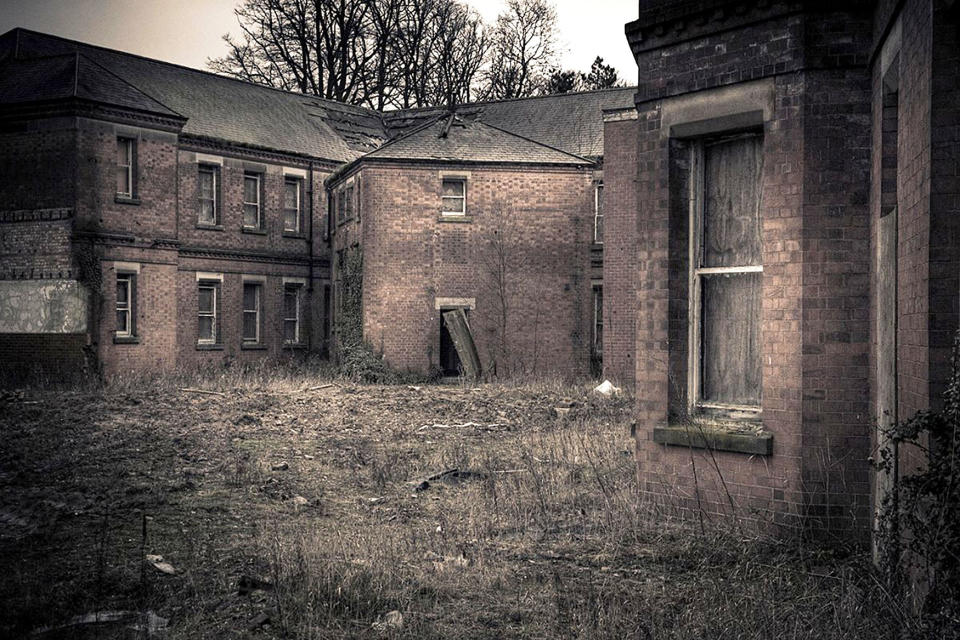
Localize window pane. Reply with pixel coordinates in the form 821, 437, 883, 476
243, 204, 259, 227
117, 310, 128, 332
117, 279, 128, 304
199, 170, 213, 199
703, 136, 763, 268
701, 272, 762, 405
284, 181, 299, 210
243, 284, 258, 311
284, 290, 297, 317
198, 316, 213, 340
442, 196, 464, 214
200, 200, 215, 223
198, 287, 213, 313
244, 175, 259, 203
283, 319, 297, 342
442, 179, 464, 197
117, 167, 130, 195
117, 139, 129, 164
284, 209, 297, 231
243, 311, 258, 340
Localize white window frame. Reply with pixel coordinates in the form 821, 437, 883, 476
117, 137, 134, 198
283, 177, 303, 233
116, 272, 133, 337
283, 284, 301, 344
198, 164, 219, 225
243, 172, 262, 229
593, 181, 604, 243
197, 281, 219, 345
242, 281, 263, 344
687, 135, 764, 416
441, 177, 467, 216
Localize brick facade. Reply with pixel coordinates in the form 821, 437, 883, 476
609, 0, 960, 539
330, 162, 595, 377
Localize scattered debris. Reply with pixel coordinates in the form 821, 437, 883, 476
408, 385, 422, 391
30, 610, 168, 637
291, 495, 310, 507
368, 496, 386, 505
416, 422, 507, 432
593, 380, 621, 397
307, 383, 335, 391
180, 387, 226, 396
146, 554, 176, 575
554, 407, 571, 417
234, 414, 261, 426
442, 308, 482, 380
372, 610, 404, 632
271, 461, 289, 471
249, 611, 273, 630
415, 468, 488, 491
238, 575, 274, 596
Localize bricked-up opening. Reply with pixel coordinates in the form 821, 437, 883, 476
691, 133, 764, 414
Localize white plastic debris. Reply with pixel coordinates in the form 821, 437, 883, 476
593, 380, 621, 397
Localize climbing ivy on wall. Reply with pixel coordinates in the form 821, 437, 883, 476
335, 245, 364, 349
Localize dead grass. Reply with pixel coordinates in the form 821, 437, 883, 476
0, 371, 901, 638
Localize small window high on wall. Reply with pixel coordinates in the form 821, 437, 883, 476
689, 133, 763, 413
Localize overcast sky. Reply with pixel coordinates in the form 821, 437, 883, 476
0, 0, 637, 85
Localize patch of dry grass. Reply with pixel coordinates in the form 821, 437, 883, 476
0, 371, 903, 639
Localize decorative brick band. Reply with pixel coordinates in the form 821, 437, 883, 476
0, 208, 73, 223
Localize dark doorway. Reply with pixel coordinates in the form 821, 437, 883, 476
439, 311, 463, 377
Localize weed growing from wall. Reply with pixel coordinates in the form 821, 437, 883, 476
875, 332, 960, 636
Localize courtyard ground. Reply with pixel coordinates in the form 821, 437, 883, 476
0, 371, 906, 638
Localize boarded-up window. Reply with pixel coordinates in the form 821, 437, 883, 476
690, 134, 763, 409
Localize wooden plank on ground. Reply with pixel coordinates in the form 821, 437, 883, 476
442, 309, 482, 380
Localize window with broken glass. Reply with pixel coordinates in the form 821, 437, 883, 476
283, 284, 301, 344
116, 273, 135, 337
441, 178, 466, 216
198, 165, 219, 225
197, 282, 219, 344
283, 177, 302, 233
242, 282, 262, 344
243, 172, 262, 229
689, 133, 763, 416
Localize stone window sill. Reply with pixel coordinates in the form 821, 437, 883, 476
196, 343, 224, 351
241, 343, 268, 350
113, 335, 140, 344
652, 424, 772, 456
242, 227, 267, 235
282, 231, 307, 239
196, 223, 223, 231
437, 215, 473, 223
115, 195, 141, 205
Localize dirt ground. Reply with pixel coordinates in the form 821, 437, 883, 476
0, 377, 902, 639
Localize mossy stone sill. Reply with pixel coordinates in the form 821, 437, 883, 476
653, 425, 772, 456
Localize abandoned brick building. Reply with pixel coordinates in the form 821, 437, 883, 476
0, 27, 633, 379
608, 0, 960, 539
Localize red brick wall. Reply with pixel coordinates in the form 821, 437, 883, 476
616, 4, 877, 536
601, 116, 638, 387
349, 162, 594, 377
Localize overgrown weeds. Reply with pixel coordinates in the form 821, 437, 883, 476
0, 373, 907, 639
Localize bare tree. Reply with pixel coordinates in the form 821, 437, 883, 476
484, 0, 558, 100
211, 0, 487, 109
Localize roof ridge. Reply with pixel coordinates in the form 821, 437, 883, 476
6, 27, 381, 116
384, 85, 639, 118
75, 52, 184, 117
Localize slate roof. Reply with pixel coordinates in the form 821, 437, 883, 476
0, 28, 387, 163
352, 114, 592, 171
0, 28, 634, 165
383, 87, 636, 160
0, 53, 181, 117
